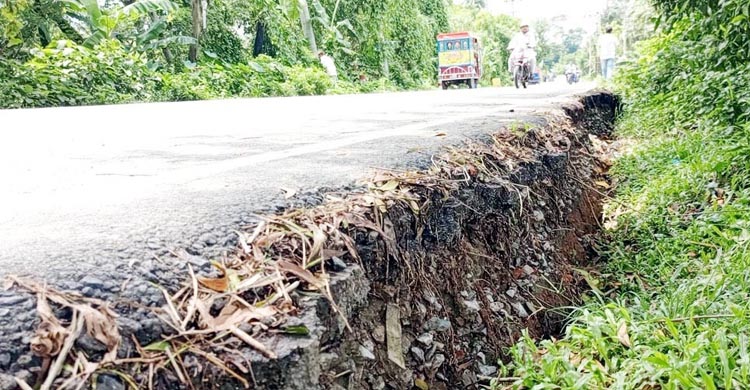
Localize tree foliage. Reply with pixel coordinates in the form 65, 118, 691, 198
448, 3, 518, 85
309, 0, 448, 87
496, 0, 750, 388
0, 0, 450, 108
652, 0, 749, 68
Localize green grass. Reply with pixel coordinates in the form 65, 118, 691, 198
495, 115, 750, 390
493, 27, 750, 389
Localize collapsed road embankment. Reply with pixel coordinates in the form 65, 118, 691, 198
0, 90, 620, 390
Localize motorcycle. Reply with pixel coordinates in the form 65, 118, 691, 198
510, 47, 532, 89
565, 71, 580, 84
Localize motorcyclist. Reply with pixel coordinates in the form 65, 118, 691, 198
507, 22, 537, 75
564, 63, 580, 83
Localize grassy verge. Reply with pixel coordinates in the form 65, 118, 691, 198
494, 29, 750, 389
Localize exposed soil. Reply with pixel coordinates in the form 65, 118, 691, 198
0, 90, 619, 390
317, 94, 617, 390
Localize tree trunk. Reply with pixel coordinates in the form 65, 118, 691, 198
189, 0, 204, 62
253, 21, 267, 57
162, 47, 174, 63
147, 12, 175, 63
297, 0, 317, 54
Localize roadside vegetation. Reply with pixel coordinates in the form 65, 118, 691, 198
446, 2, 517, 86
0, 0, 607, 110
542, 0, 651, 79
0, 0, 450, 108
495, 0, 750, 388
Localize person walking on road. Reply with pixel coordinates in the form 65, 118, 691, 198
598, 27, 617, 80
318, 51, 338, 85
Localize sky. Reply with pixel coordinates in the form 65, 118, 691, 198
485, 0, 609, 35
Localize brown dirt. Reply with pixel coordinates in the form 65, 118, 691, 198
318, 96, 618, 390
2, 91, 619, 390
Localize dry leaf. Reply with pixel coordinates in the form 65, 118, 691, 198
361, 195, 376, 206
74, 304, 121, 362
198, 276, 229, 293
415, 378, 429, 390
617, 322, 631, 348
198, 262, 233, 292
193, 296, 215, 328
213, 304, 276, 330
307, 226, 328, 263
374, 198, 388, 213
30, 294, 67, 357
595, 181, 610, 189
378, 180, 400, 192
40, 312, 84, 390
277, 261, 324, 289
434, 132, 447, 137
386, 304, 405, 369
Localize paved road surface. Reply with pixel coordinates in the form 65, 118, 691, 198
0, 81, 594, 283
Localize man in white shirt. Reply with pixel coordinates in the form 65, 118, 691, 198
318, 51, 338, 84
507, 22, 537, 75
598, 27, 617, 80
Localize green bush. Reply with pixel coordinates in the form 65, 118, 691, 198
0, 40, 345, 109
151, 71, 214, 102
0, 40, 152, 108
496, 2, 750, 389
282, 65, 332, 96
1, 0, 453, 107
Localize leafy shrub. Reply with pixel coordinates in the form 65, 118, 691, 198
0, 41, 342, 108
281, 65, 332, 96
151, 71, 214, 102
496, 2, 750, 389
0, 40, 152, 108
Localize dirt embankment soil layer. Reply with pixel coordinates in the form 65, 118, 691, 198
0, 90, 619, 390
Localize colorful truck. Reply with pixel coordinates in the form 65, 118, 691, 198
437, 32, 482, 89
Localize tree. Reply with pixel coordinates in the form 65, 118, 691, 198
532, 19, 550, 68
298, 0, 318, 54
597, 0, 654, 61
188, 0, 204, 61
0, 0, 29, 59
464, 0, 486, 8
562, 28, 584, 54
55, 0, 184, 48
449, 3, 518, 84
311, 0, 355, 55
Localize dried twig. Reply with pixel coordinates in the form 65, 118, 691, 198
181, 265, 200, 330
41, 311, 84, 390
14, 378, 34, 390
228, 326, 277, 359
159, 287, 184, 331
189, 347, 250, 388
165, 346, 187, 384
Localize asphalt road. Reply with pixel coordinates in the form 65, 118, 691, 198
0, 80, 594, 282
